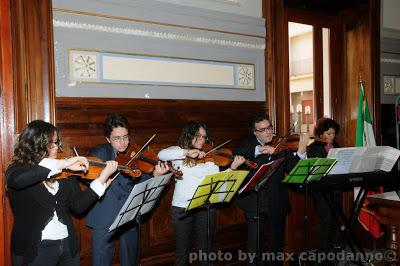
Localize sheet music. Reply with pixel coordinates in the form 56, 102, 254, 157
109, 173, 172, 231
350, 147, 378, 173
377, 147, 400, 172
327, 146, 400, 174
368, 191, 400, 201
186, 170, 248, 211
327, 147, 357, 174
238, 160, 276, 194
283, 158, 336, 184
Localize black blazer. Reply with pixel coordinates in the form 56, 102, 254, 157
307, 140, 340, 158
86, 143, 152, 229
234, 135, 300, 215
86, 143, 136, 228
6, 163, 99, 265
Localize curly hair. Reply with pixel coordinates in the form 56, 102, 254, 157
103, 113, 129, 138
177, 121, 209, 149
314, 118, 340, 138
12, 120, 57, 165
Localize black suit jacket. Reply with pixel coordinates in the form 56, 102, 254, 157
87, 143, 152, 229
6, 163, 99, 265
306, 140, 339, 158
234, 135, 300, 215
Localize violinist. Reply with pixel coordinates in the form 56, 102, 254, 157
157, 121, 245, 266
86, 113, 169, 266
307, 117, 340, 259
234, 113, 309, 266
6, 120, 118, 266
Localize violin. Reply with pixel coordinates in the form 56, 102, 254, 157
55, 156, 141, 180
189, 142, 258, 169
270, 134, 300, 154
116, 143, 183, 178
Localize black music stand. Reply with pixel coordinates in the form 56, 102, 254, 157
186, 170, 248, 266
108, 173, 173, 266
283, 158, 336, 264
237, 158, 285, 266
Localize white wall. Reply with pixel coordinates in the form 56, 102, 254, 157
155, 0, 262, 17
382, 0, 400, 38
52, 0, 266, 101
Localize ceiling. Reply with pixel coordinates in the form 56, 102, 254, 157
284, 0, 370, 15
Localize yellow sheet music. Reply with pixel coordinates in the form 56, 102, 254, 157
186, 170, 249, 211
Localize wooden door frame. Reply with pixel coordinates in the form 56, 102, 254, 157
1, 0, 15, 265
1, 0, 56, 264
285, 8, 340, 130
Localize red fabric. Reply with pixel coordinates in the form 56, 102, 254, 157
358, 187, 384, 239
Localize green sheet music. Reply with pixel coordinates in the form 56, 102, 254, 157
282, 158, 336, 184
186, 170, 249, 211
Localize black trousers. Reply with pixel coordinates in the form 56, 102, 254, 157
245, 210, 286, 266
12, 238, 79, 266
171, 206, 216, 266
312, 191, 340, 253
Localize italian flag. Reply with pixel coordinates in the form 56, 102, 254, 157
355, 80, 376, 147
356, 80, 383, 239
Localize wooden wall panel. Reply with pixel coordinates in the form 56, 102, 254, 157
1, 2, 57, 264
335, 2, 381, 246
337, 3, 380, 148
10, 0, 56, 130
0, 0, 15, 265
56, 97, 266, 265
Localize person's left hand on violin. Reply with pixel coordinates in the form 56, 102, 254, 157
57, 156, 89, 171
185, 149, 206, 159
230, 155, 246, 170
96, 160, 119, 188
153, 161, 170, 177
297, 132, 310, 155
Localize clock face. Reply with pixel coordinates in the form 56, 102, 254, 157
237, 65, 255, 89
71, 53, 98, 80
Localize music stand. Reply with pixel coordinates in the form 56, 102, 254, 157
108, 173, 173, 265
186, 170, 249, 265
236, 158, 285, 266
283, 158, 336, 264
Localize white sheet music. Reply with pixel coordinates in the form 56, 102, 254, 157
108, 173, 172, 232
368, 191, 400, 201
327, 146, 400, 174
327, 147, 357, 174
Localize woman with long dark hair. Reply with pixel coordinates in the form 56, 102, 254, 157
6, 120, 118, 266
158, 121, 245, 266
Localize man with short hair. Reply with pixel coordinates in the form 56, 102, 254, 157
87, 113, 168, 266
235, 113, 309, 266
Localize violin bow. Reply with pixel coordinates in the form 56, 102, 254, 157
125, 134, 157, 166
204, 139, 231, 156
73, 146, 88, 172
73, 146, 79, 156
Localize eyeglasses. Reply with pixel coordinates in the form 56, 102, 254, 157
255, 125, 274, 133
195, 134, 208, 141
110, 135, 130, 142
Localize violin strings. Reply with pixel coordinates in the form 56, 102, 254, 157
126, 134, 157, 165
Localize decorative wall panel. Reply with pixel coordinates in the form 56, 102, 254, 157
69, 49, 255, 89
53, 0, 265, 101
